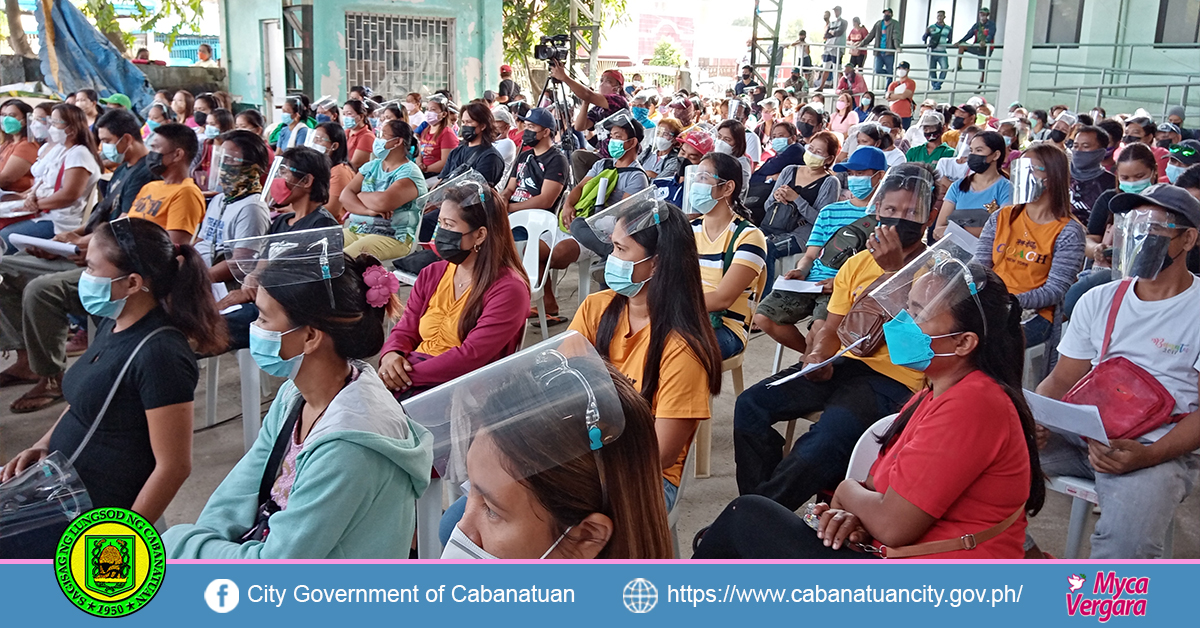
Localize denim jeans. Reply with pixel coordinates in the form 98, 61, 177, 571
663, 478, 679, 512
928, 53, 948, 89
0, 219, 55, 255
1064, 268, 1114, 320
1038, 432, 1200, 558
714, 324, 745, 361
873, 52, 895, 86
222, 303, 259, 352
569, 216, 613, 259
733, 358, 914, 511
1022, 314, 1052, 348
764, 235, 804, 292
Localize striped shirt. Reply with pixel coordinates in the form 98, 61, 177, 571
805, 200, 872, 282
692, 217, 768, 343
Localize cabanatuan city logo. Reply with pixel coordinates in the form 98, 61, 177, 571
1066, 571, 1148, 622
55, 508, 166, 617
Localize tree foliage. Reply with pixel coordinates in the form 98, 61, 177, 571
81, 0, 205, 53
502, 0, 627, 79
649, 39, 682, 67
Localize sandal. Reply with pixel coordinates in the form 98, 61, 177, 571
10, 379, 64, 414
0, 371, 38, 389
530, 314, 568, 327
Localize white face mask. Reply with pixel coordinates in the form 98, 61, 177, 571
654, 136, 672, 152
896, 69, 908, 78
48, 126, 67, 144
310, 144, 327, 154
440, 523, 573, 560
714, 139, 733, 155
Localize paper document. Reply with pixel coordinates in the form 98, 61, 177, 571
767, 336, 869, 387
211, 283, 242, 316
944, 220, 979, 251
772, 277, 823, 294
1023, 390, 1110, 447
8, 234, 78, 257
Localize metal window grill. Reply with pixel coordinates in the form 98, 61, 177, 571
345, 13, 455, 98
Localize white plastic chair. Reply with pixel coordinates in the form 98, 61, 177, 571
694, 353, 746, 478
202, 349, 263, 452
509, 209, 558, 340
415, 477, 444, 559
845, 413, 899, 481
1023, 342, 1047, 391
1043, 475, 1175, 559
669, 436, 698, 558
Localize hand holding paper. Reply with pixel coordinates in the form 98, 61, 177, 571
1023, 390, 1110, 447
767, 336, 869, 387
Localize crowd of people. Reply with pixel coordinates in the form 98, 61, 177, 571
1, 31, 1199, 561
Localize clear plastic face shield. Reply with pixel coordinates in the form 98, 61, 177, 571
593, 109, 636, 144
259, 155, 285, 206
1010, 157, 1047, 205
682, 164, 729, 215
401, 332, 625, 495
870, 239, 989, 345
0, 452, 91, 540
1113, 207, 1190, 281
865, 164, 935, 224
312, 94, 336, 116
584, 188, 670, 244
416, 169, 490, 217
223, 226, 345, 305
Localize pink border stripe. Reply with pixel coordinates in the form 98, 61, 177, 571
3, 559, 1199, 565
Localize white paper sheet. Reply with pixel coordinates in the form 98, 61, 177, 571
211, 283, 242, 315
767, 336, 869, 387
771, 277, 823, 294
8, 234, 78, 257
944, 220, 980, 251
1023, 390, 1110, 447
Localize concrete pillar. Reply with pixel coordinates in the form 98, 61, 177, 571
998, 0, 1036, 108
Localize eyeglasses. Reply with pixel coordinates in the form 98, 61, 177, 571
48, 118, 68, 128
694, 171, 726, 185
1170, 144, 1197, 158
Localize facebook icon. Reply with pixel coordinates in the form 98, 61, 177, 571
204, 579, 240, 613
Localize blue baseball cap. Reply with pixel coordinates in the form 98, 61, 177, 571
518, 107, 558, 133
833, 145, 888, 173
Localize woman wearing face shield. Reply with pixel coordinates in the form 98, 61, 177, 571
696, 255, 1044, 559
973, 145, 1086, 349
568, 193, 722, 511
419, 336, 672, 559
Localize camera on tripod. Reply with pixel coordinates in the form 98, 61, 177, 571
535, 34, 570, 63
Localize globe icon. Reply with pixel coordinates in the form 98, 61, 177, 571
623, 578, 658, 613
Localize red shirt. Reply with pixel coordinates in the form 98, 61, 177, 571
346, 125, 374, 160
887, 78, 917, 117
868, 371, 1030, 558
420, 125, 460, 171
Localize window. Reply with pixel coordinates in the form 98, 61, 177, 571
345, 13, 455, 97
1156, 0, 1200, 44
1034, 0, 1085, 45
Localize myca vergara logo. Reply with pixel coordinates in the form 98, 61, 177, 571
55, 508, 166, 617
1066, 571, 1149, 622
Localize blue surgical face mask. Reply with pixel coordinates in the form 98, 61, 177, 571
248, 323, 305, 379
607, 138, 628, 159
770, 137, 790, 153
343, 117, 357, 130
1166, 163, 1186, 185
100, 141, 125, 164
146, 119, 161, 131
280, 112, 293, 125
204, 124, 220, 139
316, 114, 331, 124
1118, 177, 1153, 194
882, 310, 962, 371
631, 106, 649, 119
689, 181, 720, 214
372, 137, 394, 159
604, 254, 651, 297
847, 175, 874, 199
79, 271, 130, 319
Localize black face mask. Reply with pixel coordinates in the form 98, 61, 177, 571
459, 125, 477, 142
1128, 233, 1180, 278
1156, 139, 1172, 149
742, 74, 752, 81
951, 117, 966, 130
1122, 135, 1140, 146
967, 153, 992, 173
879, 217, 925, 248
522, 129, 540, 146
924, 130, 942, 142
434, 228, 472, 265
193, 111, 207, 127
145, 151, 167, 176
1049, 129, 1067, 144
798, 121, 814, 138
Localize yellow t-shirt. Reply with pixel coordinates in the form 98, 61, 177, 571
826, 250, 926, 392
941, 129, 961, 150
416, 263, 470, 356
989, 205, 1070, 321
126, 180, 207, 235
693, 218, 767, 344
569, 291, 712, 487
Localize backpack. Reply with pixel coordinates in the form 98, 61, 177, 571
566, 159, 649, 231
818, 214, 879, 271
710, 219, 754, 330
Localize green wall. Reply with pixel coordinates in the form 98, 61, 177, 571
220, 0, 283, 108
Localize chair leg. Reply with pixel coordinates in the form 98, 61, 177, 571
1163, 518, 1175, 559
783, 419, 797, 455
236, 349, 261, 453
1065, 495, 1090, 559
536, 296, 549, 339
694, 420, 712, 479
671, 521, 681, 559
416, 477, 444, 559
578, 261, 592, 304
204, 355, 219, 428
772, 342, 784, 374
732, 365, 744, 396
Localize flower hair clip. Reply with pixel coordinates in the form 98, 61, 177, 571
362, 265, 399, 308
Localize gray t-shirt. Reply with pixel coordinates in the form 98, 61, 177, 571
585, 158, 651, 204
194, 193, 271, 266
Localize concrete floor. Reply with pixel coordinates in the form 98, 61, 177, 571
1, 269, 1196, 559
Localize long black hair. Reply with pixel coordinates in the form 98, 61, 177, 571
958, 130, 1008, 192
877, 265, 1045, 517
316, 121, 349, 167
701, 152, 750, 220
595, 202, 721, 403
263, 253, 401, 360
93, 218, 228, 355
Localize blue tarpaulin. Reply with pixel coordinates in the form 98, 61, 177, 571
35, 0, 155, 112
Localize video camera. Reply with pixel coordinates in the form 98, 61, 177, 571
535, 34, 570, 63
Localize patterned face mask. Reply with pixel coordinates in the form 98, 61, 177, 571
219, 162, 264, 199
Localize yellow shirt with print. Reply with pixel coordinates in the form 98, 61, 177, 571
826, 250, 926, 392
693, 218, 768, 344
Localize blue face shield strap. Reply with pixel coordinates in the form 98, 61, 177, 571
533, 350, 610, 512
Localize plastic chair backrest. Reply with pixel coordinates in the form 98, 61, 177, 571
845, 413, 898, 482
508, 209, 557, 292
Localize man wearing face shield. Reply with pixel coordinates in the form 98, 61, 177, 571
1032, 184, 1200, 559
733, 163, 939, 511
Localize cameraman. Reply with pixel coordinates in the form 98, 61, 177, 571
549, 60, 629, 180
